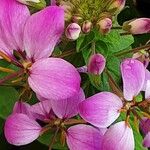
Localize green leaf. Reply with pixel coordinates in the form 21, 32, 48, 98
76, 31, 95, 52
95, 29, 134, 52
38, 130, 67, 150
107, 55, 121, 83
130, 120, 148, 150
0, 86, 19, 119
0, 118, 4, 134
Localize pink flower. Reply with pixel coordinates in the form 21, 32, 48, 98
66, 124, 104, 150
0, 0, 81, 100
4, 89, 87, 146
79, 58, 147, 149
102, 121, 134, 150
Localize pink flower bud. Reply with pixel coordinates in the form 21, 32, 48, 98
97, 18, 112, 34
109, 0, 126, 12
82, 21, 92, 33
123, 18, 150, 35
65, 23, 81, 40
60, 1, 74, 21
88, 54, 106, 75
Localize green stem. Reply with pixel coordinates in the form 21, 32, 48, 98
105, 69, 124, 100
0, 69, 24, 85
49, 127, 60, 150
53, 49, 76, 58
115, 44, 150, 57
112, 26, 122, 29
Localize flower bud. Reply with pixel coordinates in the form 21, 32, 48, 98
123, 18, 150, 35
82, 21, 92, 33
97, 18, 112, 34
59, 1, 74, 21
108, 0, 126, 12
65, 23, 81, 40
88, 54, 106, 75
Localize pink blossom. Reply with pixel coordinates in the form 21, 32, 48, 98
79, 58, 146, 149
0, 0, 81, 100
4, 89, 86, 146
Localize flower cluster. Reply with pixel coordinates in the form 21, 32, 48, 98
0, 0, 150, 150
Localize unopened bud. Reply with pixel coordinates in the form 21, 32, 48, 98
88, 54, 106, 75
65, 23, 81, 40
123, 18, 150, 35
108, 0, 126, 12
82, 21, 92, 33
97, 18, 112, 34
72, 15, 82, 23
60, 1, 74, 21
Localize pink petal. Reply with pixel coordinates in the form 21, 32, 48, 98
79, 92, 123, 128
30, 100, 54, 121
140, 117, 150, 135
4, 113, 41, 146
143, 70, 150, 99
28, 58, 81, 100
24, 6, 64, 61
0, 0, 30, 53
102, 121, 135, 150
51, 0, 56, 5
87, 54, 106, 75
36, 94, 50, 101
121, 58, 145, 101
143, 132, 150, 148
13, 101, 31, 115
66, 124, 104, 150
51, 88, 85, 119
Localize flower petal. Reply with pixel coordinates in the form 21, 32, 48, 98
87, 54, 106, 75
66, 124, 104, 150
140, 117, 150, 135
4, 113, 41, 146
51, 88, 85, 119
102, 121, 134, 150
24, 6, 64, 61
0, 0, 30, 53
143, 132, 150, 148
121, 58, 145, 100
28, 58, 81, 100
13, 101, 31, 115
79, 92, 123, 128
142, 69, 150, 99
30, 100, 54, 121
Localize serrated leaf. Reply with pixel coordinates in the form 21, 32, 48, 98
95, 29, 134, 52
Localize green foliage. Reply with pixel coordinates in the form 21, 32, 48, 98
0, 86, 19, 119
77, 28, 134, 91
38, 130, 67, 149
